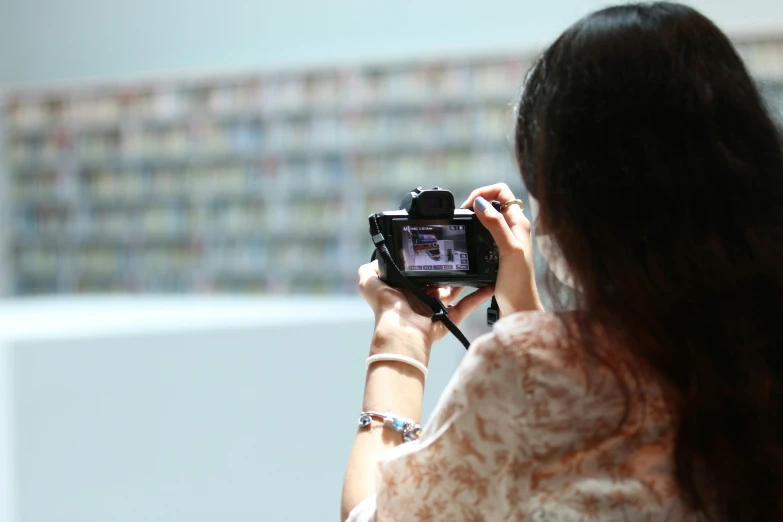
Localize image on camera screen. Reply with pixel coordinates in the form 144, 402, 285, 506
400, 224, 470, 271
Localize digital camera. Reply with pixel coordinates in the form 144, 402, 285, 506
370, 187, 499, 288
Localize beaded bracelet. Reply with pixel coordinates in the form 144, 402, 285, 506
358, 411, 422, 442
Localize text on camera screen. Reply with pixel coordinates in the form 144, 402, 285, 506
399, 224, 470, 271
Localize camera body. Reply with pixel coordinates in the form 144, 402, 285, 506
370, 187, 499, 288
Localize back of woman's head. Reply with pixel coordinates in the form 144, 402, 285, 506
516, 2, 783, 520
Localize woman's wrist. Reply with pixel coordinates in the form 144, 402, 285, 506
363, 313, 429, 419
371, 313, 432, 366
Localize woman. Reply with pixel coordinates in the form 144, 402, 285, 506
342, 2, 783, 521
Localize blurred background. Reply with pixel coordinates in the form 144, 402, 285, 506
0, 0, 781, 520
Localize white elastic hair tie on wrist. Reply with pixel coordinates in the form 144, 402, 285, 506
366, 353, 428, 378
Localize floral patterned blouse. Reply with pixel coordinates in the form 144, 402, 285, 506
347, 311, 707, 522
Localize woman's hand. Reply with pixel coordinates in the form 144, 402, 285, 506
463, 183, 544, 317
358, 261, 495, 357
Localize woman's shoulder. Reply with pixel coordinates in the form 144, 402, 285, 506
459, 310, 629, 432
489, 309, 573, 351
469, 310, 598, 382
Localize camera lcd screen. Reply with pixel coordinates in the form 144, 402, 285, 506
399, 224, 471, 272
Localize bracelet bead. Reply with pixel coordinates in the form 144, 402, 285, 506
357, 411, 422, 442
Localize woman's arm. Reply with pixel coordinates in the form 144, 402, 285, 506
340, 323, 429, 521
341, 265, 494, 521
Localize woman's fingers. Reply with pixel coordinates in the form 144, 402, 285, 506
448, 285, 496, 325
461, 183, 517, 209
357, 259, 380, 285
500, 203, 532, 248
463, 183, 531, 242
357, 260, 389, 304
425, 285, 464, 305
472, 197, 522, 253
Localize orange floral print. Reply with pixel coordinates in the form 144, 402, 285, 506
347, 311, 707, 522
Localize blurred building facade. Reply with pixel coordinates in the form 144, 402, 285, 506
2, 33, 782, 296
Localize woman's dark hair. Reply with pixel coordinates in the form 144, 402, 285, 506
516, 2, 783, 520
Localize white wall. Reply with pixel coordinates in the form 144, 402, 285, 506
2, 0, 782, 85
0, 297, 489, 522
0, 341, 18, 522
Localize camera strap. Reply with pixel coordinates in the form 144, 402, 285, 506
369, 215, 473, 350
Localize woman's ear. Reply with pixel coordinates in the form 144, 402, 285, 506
528, 195, 546, 234
529, 195, 577, 288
